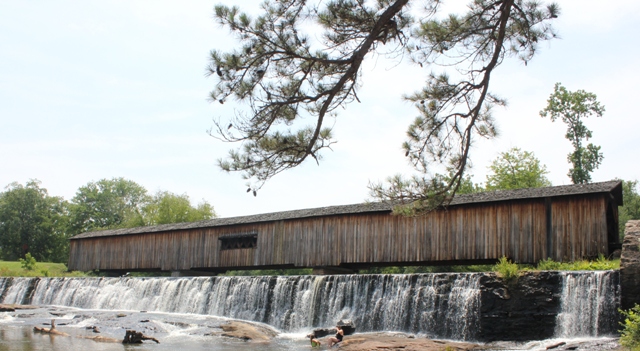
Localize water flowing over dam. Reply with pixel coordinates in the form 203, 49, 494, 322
0, 271, 620, 341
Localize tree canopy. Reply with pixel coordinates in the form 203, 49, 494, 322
208, 0, 559, 212
0, 180, 69, 262
485, 147, 551, 191
68, 177, 150, 234
540, 83, 605, 184
125, 191, 216, 227
69, 178, 217, 233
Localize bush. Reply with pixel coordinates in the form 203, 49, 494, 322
536, 257, 562, 271
620, 304, 640, 350
494, 256, 519, 283
19, 253, 37, 271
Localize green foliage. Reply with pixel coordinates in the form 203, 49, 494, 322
620, 304, 640, 350
70, 179, 217, 232
540, 83, 605, 184
619, 179, 640, 239
535, 255, 619, 271
19, 253, 37, 271
126, 191, 216, 227
210, 0, 559, 210
69, 177, 150, 234
485, 148, 552, 191
0, 180, 70, 262
494, 256, 520, 282
536, 258, 562, 271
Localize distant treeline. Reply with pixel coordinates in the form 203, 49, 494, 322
0, 178, 215, 263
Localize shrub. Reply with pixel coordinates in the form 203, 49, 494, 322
494, 256, 519, 283
19, 253, 37, 271
537, 257, 562, 271
620, 304, 640, 350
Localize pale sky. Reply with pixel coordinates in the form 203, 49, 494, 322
1, 1, 639, 218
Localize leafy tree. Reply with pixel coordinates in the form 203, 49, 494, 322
455, 174, 484, 195
68, 178, 149, 234
539, 83, 605, 184
485, 147, 551, 191
619, 179, 640, 239
126, 191, 216, 226
0, 180, 69, 262
208, 0, 559, 213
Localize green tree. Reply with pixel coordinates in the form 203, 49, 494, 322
539, 83, 605, 184
0, 180, 69, 262
208, 0, 559, 213
68, 178, 149, 234
619, 179, 640, 239
127, 191, 216, 226
485, 147, 551, 191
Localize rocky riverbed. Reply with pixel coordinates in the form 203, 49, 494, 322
0, 304, 622, 351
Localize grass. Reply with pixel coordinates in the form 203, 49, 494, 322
0, 260, 87, 278
530, 255, 620, 271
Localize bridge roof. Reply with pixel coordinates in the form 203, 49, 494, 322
71, 180, 622, 240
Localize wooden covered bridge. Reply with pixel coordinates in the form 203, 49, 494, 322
68, 180, 622, 274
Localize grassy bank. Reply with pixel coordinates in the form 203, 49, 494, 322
0, 261, 87, 277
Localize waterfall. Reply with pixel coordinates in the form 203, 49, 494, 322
555, 270, 620, 337
0, 273, 481, 340
0, 271, 620, 341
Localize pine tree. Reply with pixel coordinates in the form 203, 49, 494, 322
208, 0, 559, 213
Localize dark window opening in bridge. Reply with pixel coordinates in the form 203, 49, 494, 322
219, 233, 258, 250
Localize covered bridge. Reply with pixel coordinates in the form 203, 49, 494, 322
68, 180, 622, 274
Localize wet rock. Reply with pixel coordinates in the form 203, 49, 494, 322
217, 321, 278, 341
337, 319, 356, 335
33, 319, 69, 336
337, 332, 479, 351
479, 271, 562, 342
0, 304, 38, 311
164, 321, 192, 328
547, 341, 566, 349
78, 335, 120, 343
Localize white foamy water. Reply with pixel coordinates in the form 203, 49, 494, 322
0, 274, 481, 339
555, 271, 619, 337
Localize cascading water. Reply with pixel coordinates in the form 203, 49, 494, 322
0, 270, 621, 342
555, 270, 620, 337
0, 273, 481, 340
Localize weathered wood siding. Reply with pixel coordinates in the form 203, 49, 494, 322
68, 191, 616, 272
550, 194, 608, 262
